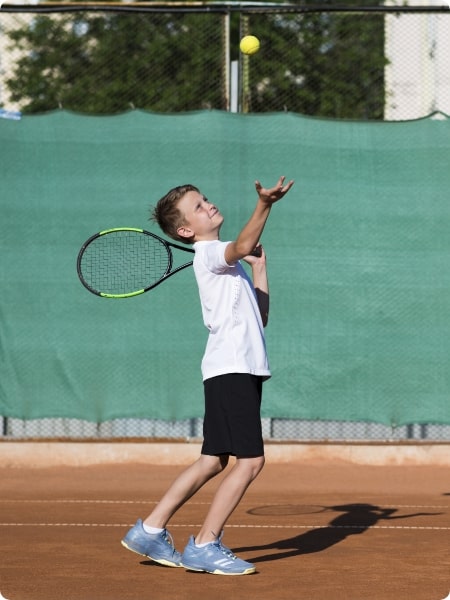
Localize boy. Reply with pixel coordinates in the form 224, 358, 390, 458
122, 176, 294, 575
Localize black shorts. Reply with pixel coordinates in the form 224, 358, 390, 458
201, 373, 264, 458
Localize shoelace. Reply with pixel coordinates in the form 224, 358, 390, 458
162, 529, 178, 555
215, 540, 237, 561
217, 531, 232, 552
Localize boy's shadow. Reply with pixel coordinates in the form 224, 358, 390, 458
235, 503, 441, 563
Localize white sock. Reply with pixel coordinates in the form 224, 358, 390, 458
142, 523, 164, 535
195, 541, 211, 548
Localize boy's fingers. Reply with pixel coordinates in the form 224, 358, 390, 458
255, 177, 293, 198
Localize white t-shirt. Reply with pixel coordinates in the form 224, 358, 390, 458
192, 239, 271, 381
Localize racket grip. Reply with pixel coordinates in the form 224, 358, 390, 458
249, 246, 262, 257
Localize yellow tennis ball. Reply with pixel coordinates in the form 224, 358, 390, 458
240, 35, 260, 56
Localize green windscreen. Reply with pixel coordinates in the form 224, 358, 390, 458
1, 110, 449, 426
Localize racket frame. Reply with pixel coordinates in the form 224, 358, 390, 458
77, 227, 194, 298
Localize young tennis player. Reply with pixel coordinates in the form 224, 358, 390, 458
122, 176, 294, 575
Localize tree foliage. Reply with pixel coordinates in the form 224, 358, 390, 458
246, 9, 386, 118
5, 2, 386, 118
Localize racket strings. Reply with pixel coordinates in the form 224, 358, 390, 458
80, 231, 171, 295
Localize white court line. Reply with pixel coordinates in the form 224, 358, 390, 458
1, 522, 450, 530
0, 500, 448, 509
0, 499, 159, 504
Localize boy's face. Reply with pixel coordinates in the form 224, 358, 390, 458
176, 190, 224, 242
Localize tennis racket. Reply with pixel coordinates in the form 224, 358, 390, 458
77, 227, 195, 298
77, 227, 263, 299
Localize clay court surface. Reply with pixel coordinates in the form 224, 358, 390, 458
1, 459, 449, 600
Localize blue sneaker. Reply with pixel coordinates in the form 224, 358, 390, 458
121, 519, 182, 568
181, 535, 256, 575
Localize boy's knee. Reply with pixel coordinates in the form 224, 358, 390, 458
199, 454, 229, 477
239, 455, 265, 480
253, 455, 265, 477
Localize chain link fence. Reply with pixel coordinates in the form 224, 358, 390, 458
4, 416, 450, 441
1, 2, 449, 441
1, 2, 449, 119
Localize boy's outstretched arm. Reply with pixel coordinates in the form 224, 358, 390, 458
225, 176, 294, 265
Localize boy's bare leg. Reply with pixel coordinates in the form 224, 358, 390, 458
194, 455, 265, 545
143, 454, 229, 529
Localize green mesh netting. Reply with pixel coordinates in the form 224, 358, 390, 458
1, 110, 449, 426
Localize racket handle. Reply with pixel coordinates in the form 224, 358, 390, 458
249, 246, 262, 257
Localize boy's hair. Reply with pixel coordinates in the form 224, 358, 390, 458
150, 184, 200, 244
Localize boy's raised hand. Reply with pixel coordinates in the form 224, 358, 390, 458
255, 176, 294, 205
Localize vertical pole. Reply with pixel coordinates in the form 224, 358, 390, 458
230, 60, 239, 112
239, 14, 251, 113
222, 11, 231, 111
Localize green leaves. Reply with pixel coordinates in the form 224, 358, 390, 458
5, 8, 386, 118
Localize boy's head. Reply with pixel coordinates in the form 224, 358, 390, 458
150, 184, 200, 244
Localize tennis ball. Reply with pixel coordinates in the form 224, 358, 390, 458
240, 35, 260, 56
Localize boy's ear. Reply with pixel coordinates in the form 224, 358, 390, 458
177, 225, 194, 240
